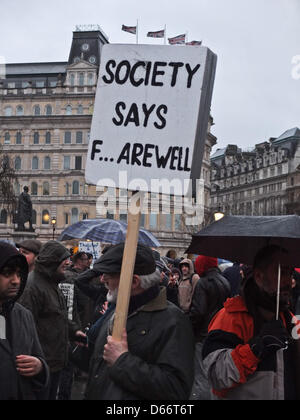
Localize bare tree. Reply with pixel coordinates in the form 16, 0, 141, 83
0, 144, 17, 214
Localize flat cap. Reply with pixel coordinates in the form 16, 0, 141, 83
16, 239, 42, 255
93, 242, 156, 276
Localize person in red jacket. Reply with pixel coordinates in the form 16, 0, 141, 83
203, 245, 299, 400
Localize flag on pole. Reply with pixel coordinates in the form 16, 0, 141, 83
186, 40, 202, 46
122, 24, 137, 35
147, 29, 165, 38
168, 34, 186, 45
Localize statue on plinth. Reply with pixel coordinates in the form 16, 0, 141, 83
15, 186, 34, 232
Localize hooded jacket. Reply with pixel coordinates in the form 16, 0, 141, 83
178, 259, 199, 313
19, 241, 76, 373
203, 296, 300, 400
190, 266, 231, 342
0, 242, 49, 400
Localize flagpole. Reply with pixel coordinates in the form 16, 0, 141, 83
136, 19, 139, 44
185, 31, 188, 44
164, 24, 167, 45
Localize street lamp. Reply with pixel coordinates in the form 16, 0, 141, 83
51, 217, 57, 240
214, 205, 225, 222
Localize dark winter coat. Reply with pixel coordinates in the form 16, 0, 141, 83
190, 267, 231, 342
19, 241, 77, 373
0, 242, 49, 400
85, 287, 195, 400
75, 268, 108, 324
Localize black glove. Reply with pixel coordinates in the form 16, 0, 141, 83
249, 320, 289, 359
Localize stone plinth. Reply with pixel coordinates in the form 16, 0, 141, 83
11, 231, 39, 246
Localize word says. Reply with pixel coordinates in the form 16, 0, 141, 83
102, 60, 201, 88
112, 102, 167, 129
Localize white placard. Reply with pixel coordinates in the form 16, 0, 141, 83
79, 241, 101, 262
0, 315, 6, 340
85, 44, 217, 196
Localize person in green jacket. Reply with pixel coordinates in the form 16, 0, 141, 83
85, 243, 195, 400
20, 241, 86, 400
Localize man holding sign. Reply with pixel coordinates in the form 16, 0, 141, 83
85, 243, 194, 400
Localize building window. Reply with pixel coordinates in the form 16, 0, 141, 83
71, 208, 79, 224
76, 131, 83, 144
4, 132, 10, 144
106, 211, 114, 220
43, 182, 50, 196
64, 156, 70, 170
33, 132, 39, 144
7, 82, 15, 89
120, 214, 127, 223
65, 213, 69, 225
149, 214, 158, 230
75, 156, 82, 170
77, 105, 83, 115
34, 105, 40, 116
70, 74, 75, 86
79, 73, 84, 86
0, 209, 8, 224
14, 182, 20, 195
66, 105, 72, 116
82, 213, 89, 220
31, 182, 38, 196
45, 132, 51, 144
32, 157, 39, 170
175, 214, 182, 230
72, 181, 79, 195
140, 214, 145, 228
44, 156, 51, 170
88, 73, 94, 86
45, 105, 52, 116
4, 107, 12, 117
16, 132, 22, 144
22, 81, 30, 88
36, 81, 45, 88
165, 214, 172, 231
16, 106, 24, 116
64, 131, 71, 144
14, 156, 21, 171
42, 210, 50, 224
32, 210, 37, 225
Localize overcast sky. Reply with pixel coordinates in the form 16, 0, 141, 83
1, 0, 299, 151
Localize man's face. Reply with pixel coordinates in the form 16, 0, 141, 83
57, 258, 70, 276
181, 264, 190, 276
173, 272, 180, 281
19, 248, 36, 269
74, 255, 89, 271
0, 266, 21, 303
254, 253, 293, 304
101, 273, 120, 303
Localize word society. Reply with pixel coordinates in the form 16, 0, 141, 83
102, 60, 201, 88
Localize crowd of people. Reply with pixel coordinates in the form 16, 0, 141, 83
1, 237, 300, 400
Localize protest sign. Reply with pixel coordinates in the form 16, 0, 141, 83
85, 44, 217, 340
79, 241, 101, 263
85, 43, 217, 196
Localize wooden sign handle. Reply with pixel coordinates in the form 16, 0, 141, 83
112, 193, 142, 340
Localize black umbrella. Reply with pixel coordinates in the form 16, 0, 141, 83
186, 215, 300, 266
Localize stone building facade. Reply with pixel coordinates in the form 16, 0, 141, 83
0, 27, 216, 255
210, 127, 300, 218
